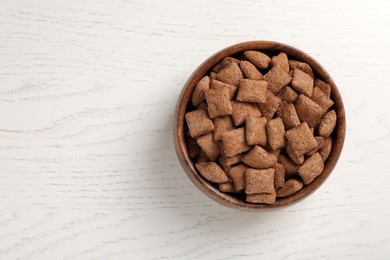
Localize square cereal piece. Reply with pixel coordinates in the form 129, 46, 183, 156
318, 110, 337, 137
274, 163, 285, 189
231, 101, 261, 126
271, 52, 289, 72
243, 50, 271, 69
205, 87, 232, 118
306, 136, 324, 156
195, 162, 229, 183
221, 127, 251, 157
286, 122, 317, 155
192, 75, 210, 106
298, 152, 324, 184
239, 60, 263, 80
242, 145, 277, 169
185, 108, 214, 138
212, 57, 239, 73
237, 79, 268, 103
210, 79, 237, 100
315, 79, 331, 97
291, 69, 314, 96
278, 102, 300, 130
320, 137, 332, 161
229, 163, 247, 191
246, 191, 276, 204
267, 118, 286, 150
278, 154, 300, 179
288, 60, 314, 78
276, 179, 303, 197
286, 141, 304, 165
295, 94, 326, 127
246, 115, 267, 146
257, 90, 282, 119
312, 86, 334, 111
216, 62, 243, 86
278, 86, 298, 103
245, 168, 275, 194
219, 182, 236, 192
213, 116, 234, 141
196, 132, 220, 161
264, 66, 292, 94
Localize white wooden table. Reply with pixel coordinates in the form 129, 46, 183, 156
1, 0, 389, 259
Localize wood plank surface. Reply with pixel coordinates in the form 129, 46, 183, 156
0, 0, 389, 259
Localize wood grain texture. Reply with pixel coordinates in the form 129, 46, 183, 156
0, 0, 389, 259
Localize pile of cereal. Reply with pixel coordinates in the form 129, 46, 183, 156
185, 51, 337, 204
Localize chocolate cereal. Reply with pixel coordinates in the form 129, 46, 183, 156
185, 50, 338, 204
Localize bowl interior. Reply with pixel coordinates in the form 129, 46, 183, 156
174, 41, 346, 211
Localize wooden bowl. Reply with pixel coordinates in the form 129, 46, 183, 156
173, 41, 346, 211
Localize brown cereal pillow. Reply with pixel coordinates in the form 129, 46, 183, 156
264, 66, 292, 94
242, 145, 277, 169
291, 69, 314, 97
213, 116, 234, 141
271, 52, 289, 72
192, 75, 210, 106
320, 137, 333, 161
216, 62, 243, 86
229, 164, 247, 191
267, 118, 286, 150
210, 79, 237, 100
246, 116, 267, 146
298, 152, 324, 184
295, 94, 326, 127
277, 179, 304, 197
312, 87, 334, 111
278, 86, 299, 103
318, 110, 337, 137
274, 163, 285, 189
239, 60, 263, 80
185, 108, 214, 138
315, 79, 331, 97
212, 57, 239, 73
278, 102, 300, 130
257, 90, 282, 119
221, 127, 251, 157
288, 60, 314, 78
246, 191, 276, 204
195, 162, 228, 183
205, 87, 232, 118
219, 182, 236, 192
185, 50, 338, 204
231, 101, 262, 126
243, 50, 271, 69
306, 136, 325, 156
196, 132, 220, 161
286, 122, 317, 155
245, 168, 275, 194
237, 79, 268, 103
285, 141, 304, 165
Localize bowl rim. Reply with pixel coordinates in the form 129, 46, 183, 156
173, 40, 346, 211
